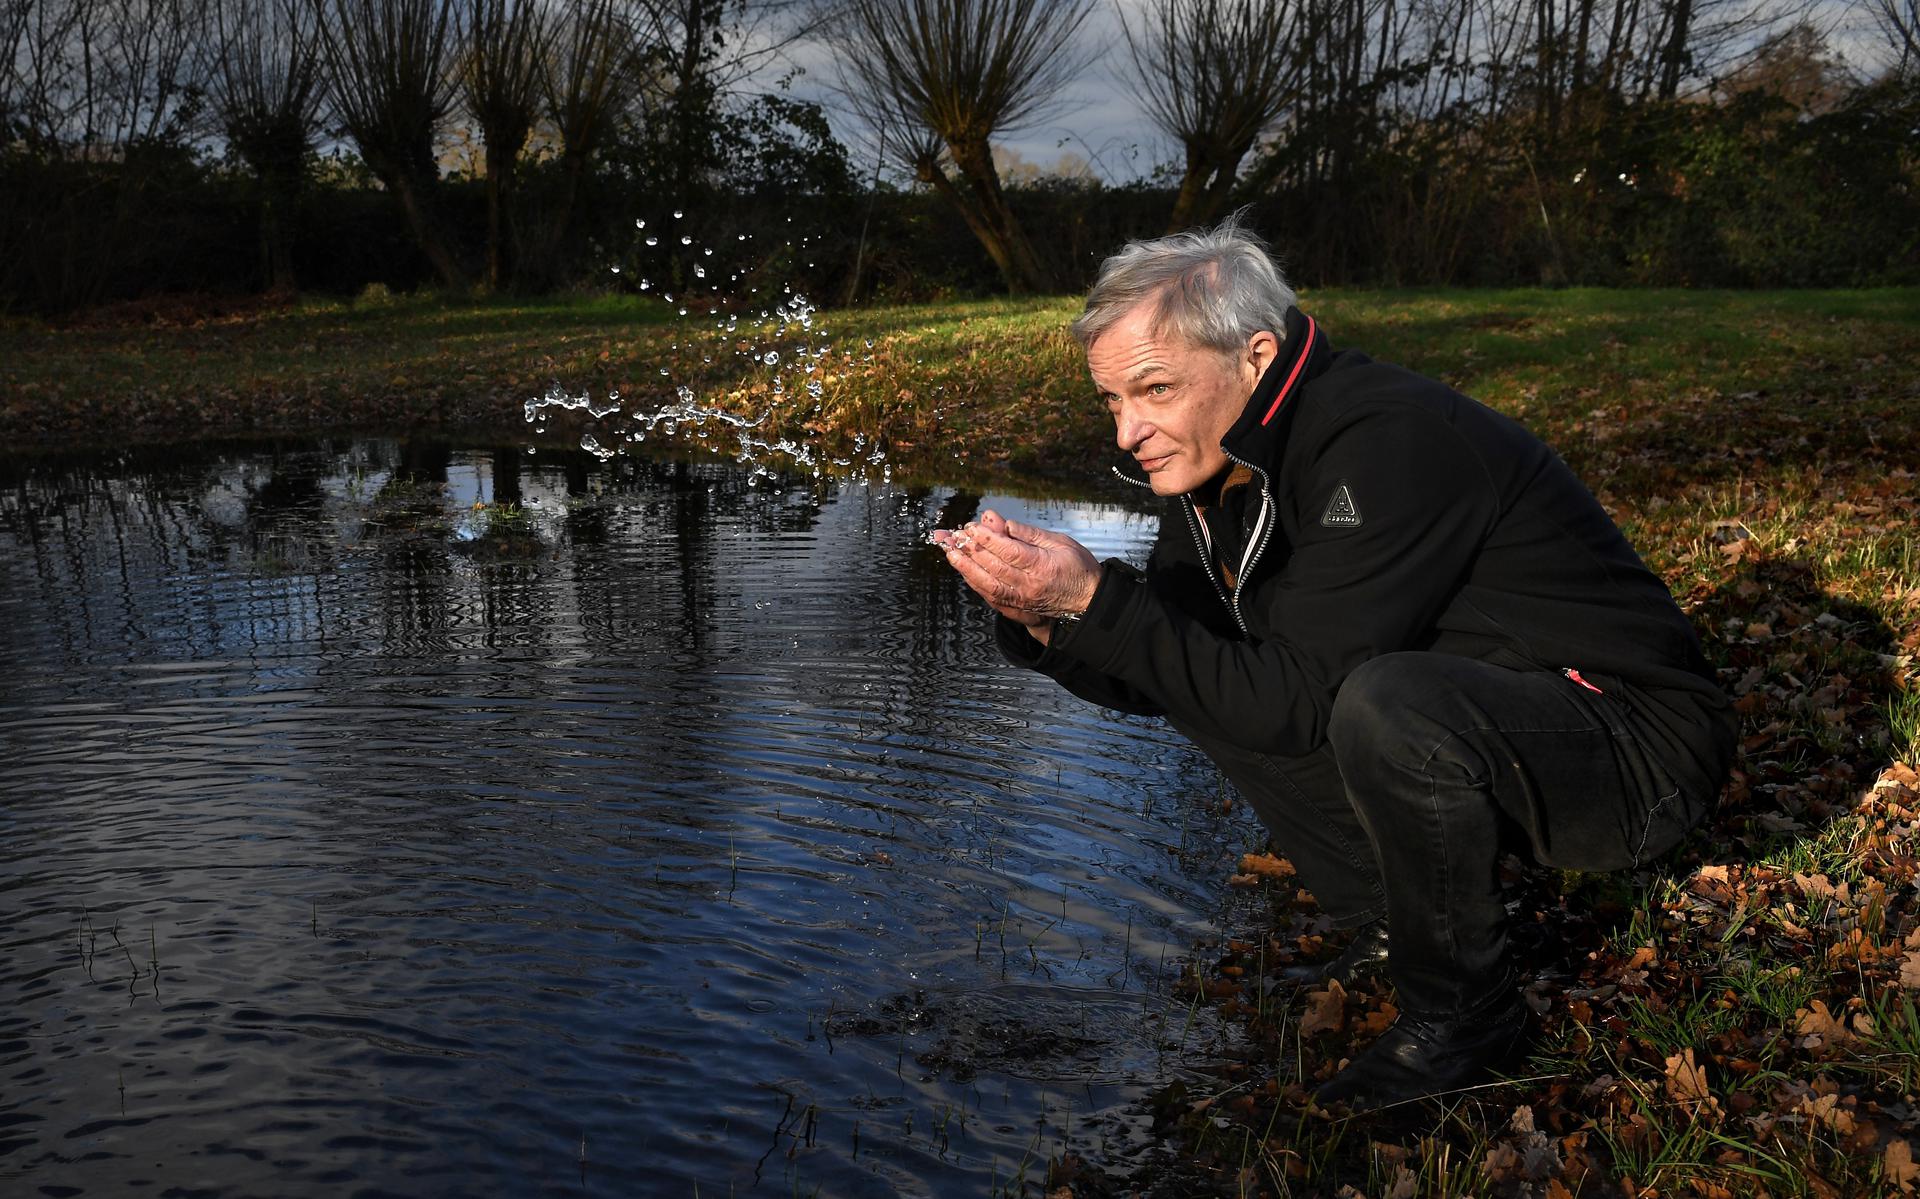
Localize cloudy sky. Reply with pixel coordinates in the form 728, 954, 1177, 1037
769, 0, 1891, 186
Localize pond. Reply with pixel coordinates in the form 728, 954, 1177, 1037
0, 440, 1268, 1197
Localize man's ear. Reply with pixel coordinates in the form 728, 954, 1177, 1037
1243, 330, 1280, 385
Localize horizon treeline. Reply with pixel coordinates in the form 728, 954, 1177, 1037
2, 0, 1916, 316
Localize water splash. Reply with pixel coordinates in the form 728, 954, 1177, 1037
538, 220, 893, 486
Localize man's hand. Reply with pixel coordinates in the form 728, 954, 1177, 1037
930, 510, 1102, 643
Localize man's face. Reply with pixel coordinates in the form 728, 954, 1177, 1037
1087, 301, 1274, 497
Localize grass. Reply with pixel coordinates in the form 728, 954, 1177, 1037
6, 283, 1920, 1195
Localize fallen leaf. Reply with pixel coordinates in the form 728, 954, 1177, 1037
1357, 1000, 1397, 1036
1384, 1166, 1417, 1199
1900, 950, 1920, 990
1237, 851, 1294, 878
1300, 979, 1346, 1036
1800, 1093, 1856, 1135
1794, 999, 1854, 1047
1663, 1048, 1712, 1110
1886, 1139, 1919, 1195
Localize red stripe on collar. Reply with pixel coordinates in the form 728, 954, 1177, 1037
1259, 315, 1316, 427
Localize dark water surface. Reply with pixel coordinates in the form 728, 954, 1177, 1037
0, 441, 1262, 1198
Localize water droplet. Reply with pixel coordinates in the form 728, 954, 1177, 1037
673, 209, 684, 219
635, 218, 646, 229
645, 237, 658, 247
680, 236, 692, 246
763, 351, 779, 365
639, 280, 650, 290
694, 265, 706, 278
610, 264, 621, 273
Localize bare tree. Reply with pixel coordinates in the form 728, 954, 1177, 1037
463, 0, 548, 289
2, 0, 211, 150
837, 0, 1095, 294
1868, 0, 1919, 72
207, 0, 326, 291
315, 0, 469, 286
1125, 0, 1307, 232
524, 0, 635, 285
1, 0, 38, 140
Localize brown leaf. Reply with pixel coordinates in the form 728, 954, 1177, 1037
1236, 851, 1294, 879
1300, 978, 1347, 1036
1384, 1166, 1417, 1199
1899, 949, 1920, 991
1794, 999, 1854, 1047
1800, 1093, 1856, 1135
1483, 1142, 1524, 1184
1663, 1048, 1712, 1109
1357, 1000, 1397, 1037
1886, 1139, 1919, 1195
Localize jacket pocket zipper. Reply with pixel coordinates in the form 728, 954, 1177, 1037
1563, 667, 1604, 695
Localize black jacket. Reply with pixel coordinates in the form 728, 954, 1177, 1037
1001, 307, 1735, 799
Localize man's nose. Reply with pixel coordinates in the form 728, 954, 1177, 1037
1114, 404, 1151, 452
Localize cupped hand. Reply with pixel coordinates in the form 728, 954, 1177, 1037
932, 509, 1102, 626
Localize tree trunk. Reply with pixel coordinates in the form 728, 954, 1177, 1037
261, 191, 297, 293
1657, 0, 1692, 99
1164, 140, 1212, 232
945, 136, 1051, 293
917, 154, 1025, 292
483, 140, 516, 291
389, 169, 467, 288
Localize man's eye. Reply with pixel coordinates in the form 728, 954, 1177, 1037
1148, 383, 1171, 396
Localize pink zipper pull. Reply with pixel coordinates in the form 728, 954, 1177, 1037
1564, 668, 1604, 694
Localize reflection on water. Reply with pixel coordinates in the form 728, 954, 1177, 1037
0, 441, 1262, 1197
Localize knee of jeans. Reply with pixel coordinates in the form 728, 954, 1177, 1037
1329, 654, 1477, 785
1330, 655, 1422, 747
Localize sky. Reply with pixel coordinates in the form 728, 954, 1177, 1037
767, 0, 1892, 187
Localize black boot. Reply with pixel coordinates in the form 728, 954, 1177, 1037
1275, 920, 1390, 988
1311, 989, 1531, 1111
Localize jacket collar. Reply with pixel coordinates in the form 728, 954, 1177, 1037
1218, 305, 1326, 469
1111, 306, 1328, 490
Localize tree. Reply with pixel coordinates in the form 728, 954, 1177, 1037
837, 0, 1094, 295
207, 0, 327, 291
1125, 0, 1306, 233
524, 0, 634, 285
1869, 0, 1920, 73
315, 0, 469, 286
462, 0, 548, 289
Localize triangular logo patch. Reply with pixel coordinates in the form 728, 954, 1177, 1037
1321, 482, 1362, 527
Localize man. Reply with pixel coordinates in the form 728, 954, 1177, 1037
932, 216, 1735, 1109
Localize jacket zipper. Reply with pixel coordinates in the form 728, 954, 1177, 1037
1180, 498, 1241, 635
1226, 452, 1277, 636
1179, 450, 1276, 639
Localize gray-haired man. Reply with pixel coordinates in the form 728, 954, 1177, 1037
933, 216, 1734, 1109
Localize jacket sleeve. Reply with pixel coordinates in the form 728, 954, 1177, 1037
1046, 405, 1500, 756
994, 578, 1168, 718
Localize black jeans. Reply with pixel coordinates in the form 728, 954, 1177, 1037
1178, 652, 1716, 1017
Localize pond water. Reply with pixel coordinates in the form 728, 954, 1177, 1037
0, 440, 1266, 1198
